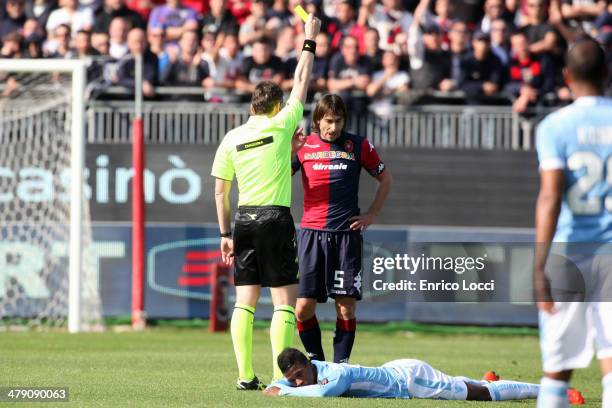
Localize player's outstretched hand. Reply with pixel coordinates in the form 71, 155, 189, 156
220, 237, 234, 266
291, 127, 307, 155
304, 13, 321, 40
349, 212, 375, 231
262, 386, 281, 396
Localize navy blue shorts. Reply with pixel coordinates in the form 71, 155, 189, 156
297, 228, 363, 303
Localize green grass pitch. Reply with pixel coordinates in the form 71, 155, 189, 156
0, 326, 602, 407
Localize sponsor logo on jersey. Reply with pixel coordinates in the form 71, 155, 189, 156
304, 151, 356, 160
304, 143, 320, 148
344, 140, 354, 152
312, 163, 348, 171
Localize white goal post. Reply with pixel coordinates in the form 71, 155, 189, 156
0, 59, 91, 333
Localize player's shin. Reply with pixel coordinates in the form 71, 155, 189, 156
603, 372, 612, 408
271, 305, 296, 380
485, 380, 539, 401
333, 318, 356, 363
536, 377, 569, 408
231, 304, 256, 381
297, 315, 325, 361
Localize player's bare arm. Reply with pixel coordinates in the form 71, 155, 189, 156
214, 178, 234, 266
533, 168, 563, 313
349, 169, 392, 231
289, 14, 321, 105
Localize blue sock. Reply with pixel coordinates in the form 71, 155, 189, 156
333, 318, 356, 363
297, 315, 325, 361
537, 377, 569, 408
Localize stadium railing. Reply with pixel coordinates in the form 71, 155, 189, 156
86, 97, 554, 150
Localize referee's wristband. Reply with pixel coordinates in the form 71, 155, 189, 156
220, 231, 232, 238
302, 39, 316, 54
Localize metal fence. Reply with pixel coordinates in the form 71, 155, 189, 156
86, 100, 553, 150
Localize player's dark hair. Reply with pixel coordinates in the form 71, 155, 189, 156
277, 348, 309, 374
312, 94, 347, 133
250, 81, 283, 115
566, 38, 608, 92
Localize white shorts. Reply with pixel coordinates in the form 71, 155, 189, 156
383, 359, 468, 400
539, 302, 612, 373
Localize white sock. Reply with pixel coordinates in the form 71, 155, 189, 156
603, 372, 612, 408
537, 377, 569, 408
485, 380, 539, 400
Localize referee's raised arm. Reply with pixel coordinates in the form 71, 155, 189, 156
289, 14, 321, 105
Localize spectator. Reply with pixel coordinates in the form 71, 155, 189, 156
561, 0, 606, 33
327, 0, 366, 51
479, 0, 512, 33
236, 39, 284, 93
458, 30, 504, 98
46, 23, 72, 57
446, 20, 470, 91
70, 29, 105, 80
521, 0, 559, 55
434, 0, 456, 46
275, 25, 296, 62
22, 19, 44, 56
594, 1, 612, 35
161, 30, 211, 87
408, 0, 452, 91
108, 16, 128, 59
148, 0, 198, 42
0, 0, 26, 39
91, 30, 110, 54
504, 29, 555, 112
201, 0, 238, 36
327, 35, 372, 113
202, 31, 243, 98
25, 0, 58, 29
311, 31, 331, 92
148, 27, 171, 72
365, 0, 413, 50
280, 31, 303, 90
238, 0, 276, 53
114, 27, 158, 97
490, 18, 510, 65
93, 0, 144, 34
364, 27, 383, 71
1, 31, 22, 57
46, 0, 94, 35
367, 49, 410, 116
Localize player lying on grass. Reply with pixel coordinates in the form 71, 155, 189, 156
262, 348, 583, 402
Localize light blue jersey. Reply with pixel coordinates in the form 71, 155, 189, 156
536, 96, 612, 242
271, 360, 408, 398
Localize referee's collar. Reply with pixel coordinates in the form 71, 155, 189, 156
247, 114, 272, 124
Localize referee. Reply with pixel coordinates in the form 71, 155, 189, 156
211, 14, 321, 390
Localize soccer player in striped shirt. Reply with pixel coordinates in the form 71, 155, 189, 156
292, 94, 392, 364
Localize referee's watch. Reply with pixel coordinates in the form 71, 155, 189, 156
220, 231, 232, 238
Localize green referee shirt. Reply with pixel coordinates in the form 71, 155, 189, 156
211, 97, 304, 207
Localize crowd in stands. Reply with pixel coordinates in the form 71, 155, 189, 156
1, 0, 611, 111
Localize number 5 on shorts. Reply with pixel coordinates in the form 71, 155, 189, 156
334, 270, 344, 289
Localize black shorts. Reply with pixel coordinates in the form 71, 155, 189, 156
233, 206, 299, 287
297, 228, 363, 302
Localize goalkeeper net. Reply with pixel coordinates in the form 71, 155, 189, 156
0, 61, 102, 332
